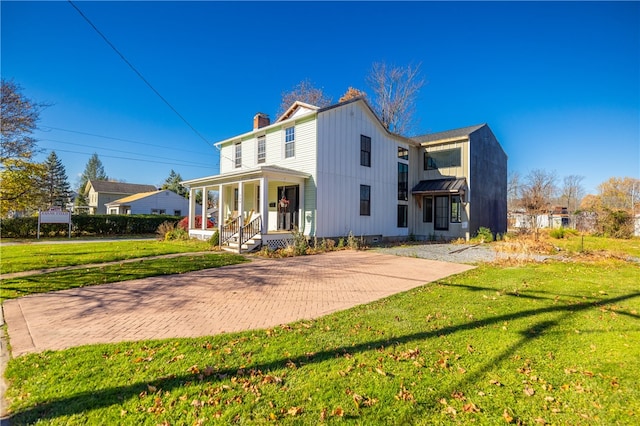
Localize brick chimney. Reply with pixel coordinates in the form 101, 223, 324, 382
253, 113, 270, 130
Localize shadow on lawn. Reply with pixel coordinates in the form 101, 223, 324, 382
8, 290, 640, 423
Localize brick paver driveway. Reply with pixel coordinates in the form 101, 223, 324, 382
3, 251, 473, 356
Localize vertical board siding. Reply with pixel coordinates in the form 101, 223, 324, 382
316, 102, 407, 238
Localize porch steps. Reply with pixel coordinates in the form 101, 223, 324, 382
222, 235, 262, 253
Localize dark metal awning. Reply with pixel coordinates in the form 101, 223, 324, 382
411, 178, 467, 194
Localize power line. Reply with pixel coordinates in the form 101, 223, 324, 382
46, 147, 216, 170
67, 0, 214, 150
39, 125, 206, 156
39, 138, 213, 168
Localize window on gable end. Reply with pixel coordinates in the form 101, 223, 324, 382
361, 135, 371, 167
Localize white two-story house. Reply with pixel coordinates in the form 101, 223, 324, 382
182, 98, 507, 251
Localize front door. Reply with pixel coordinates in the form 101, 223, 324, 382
277, 185, 299, 230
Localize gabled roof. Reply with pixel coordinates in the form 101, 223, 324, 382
87, 180, 158, 194
411, 178, 468, 194
412, 124, 486, 144
106, 190, 162, 205
275, 101, 319, 123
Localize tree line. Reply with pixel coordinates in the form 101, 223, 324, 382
509, 169, 639, 238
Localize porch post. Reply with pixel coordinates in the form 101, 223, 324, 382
298, 180, 305, 234
188, 187, 196, 229
238, 182, 244, 254
201, 186, 207, 231
218, 184, 223, 233
260, 177, 268, 233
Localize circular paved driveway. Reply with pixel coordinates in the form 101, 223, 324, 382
3, 250, 473, 356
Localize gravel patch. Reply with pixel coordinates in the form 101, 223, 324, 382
372, 243, 555, 264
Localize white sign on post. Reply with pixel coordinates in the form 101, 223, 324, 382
38, 210, 72, 239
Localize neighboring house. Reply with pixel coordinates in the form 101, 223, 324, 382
84, 180, 158, 215
182, 98, 507, 251
105, 189, 201, 216
509, 206, 572, 230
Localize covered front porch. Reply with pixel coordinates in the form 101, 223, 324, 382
182, 166, 310, 252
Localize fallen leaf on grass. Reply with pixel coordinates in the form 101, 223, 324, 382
503, 409, 514, 423
288, 406, 303, 416
524, 386, 535, 396
463, 402, 480, 413
332, 407, 344, 417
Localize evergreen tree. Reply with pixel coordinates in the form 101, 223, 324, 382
76, 153, 107, 206
161, 169, 187, 198
42, 151, 71, 209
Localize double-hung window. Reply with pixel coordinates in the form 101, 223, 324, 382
360, 135, 371, 167
234, 142, 242, 168
285, 127, 295, 158
360, 185, 371, 216
257, 136, 266, 163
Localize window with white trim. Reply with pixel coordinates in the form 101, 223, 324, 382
257, 136, 266, 163
285, 127, 295, 158
234, 142, 242, 168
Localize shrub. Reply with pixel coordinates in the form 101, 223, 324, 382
156, 221, 177, 240
474, 227, 494, 243
1, 215, 181, 238
598, 210, 633, 239
291, 227, 309, 256
209, 229, 219, 246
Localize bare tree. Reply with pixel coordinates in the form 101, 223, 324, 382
366, 61, 425, 135
507, 170, 521, 212
561, 175, 585, 213
520, 169, 558, 239
277, 79, 332, 117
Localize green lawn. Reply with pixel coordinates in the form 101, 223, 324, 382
552, 234, 640, 258
0, 253, 248, 302
5, 259, 639, 425
0, 239, 213, 274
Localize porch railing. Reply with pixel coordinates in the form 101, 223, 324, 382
220, 216, 241, 246
240, 215, 262, 248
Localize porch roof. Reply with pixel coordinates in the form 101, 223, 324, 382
411, 177, 467, 194
181, 165, 310, 187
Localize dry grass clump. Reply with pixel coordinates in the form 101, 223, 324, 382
495, 232, 556, 255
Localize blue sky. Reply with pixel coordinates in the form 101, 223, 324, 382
2, 1, 638, 195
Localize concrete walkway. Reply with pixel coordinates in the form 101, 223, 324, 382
3, 250, 473, 357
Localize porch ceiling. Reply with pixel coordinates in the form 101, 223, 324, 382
181, 165, 310, 187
